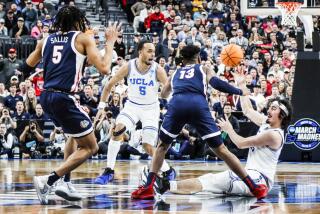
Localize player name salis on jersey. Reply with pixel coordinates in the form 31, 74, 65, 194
50, 36, 69, 44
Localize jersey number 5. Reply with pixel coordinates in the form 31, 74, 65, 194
139, 86, 146, 95
179, 68, 194, 79
52, 46, 64, 64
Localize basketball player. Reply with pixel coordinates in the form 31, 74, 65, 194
132, 44, 269, 200
19, 6, 121, 204
148, 93, 292, 198
94, 40, 175, 185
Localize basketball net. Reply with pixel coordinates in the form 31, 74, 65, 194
276, 2, 303, 27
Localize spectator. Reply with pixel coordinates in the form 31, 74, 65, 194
18, 81, 27, 99
0, 48, 23, 85
11, 17, 29, 39
0, 18, 8, 36
145, 6, 165, 36
114, 33, 126, 59
0, 83, 9, 99
49, 127, 67, 158
185, 27, 204, 45
39, 23, 49, 39
22, 0, 38, 30
0, 123, 14, 158
80, 85, 98, 109
0, 107, 17, 132
250, 84, 266, 112
24, 88, 37, 115
36, 2, 49, 20
30, 103, 49, 120
181, 12, 194, 28
28, 67, 44, 97
4, 10, 17, 33
229, 29, 249, 50
0, 3, 5, 19
4, 84, 23, 112
12, 100, 30, 121
19, 120, 45, 158
108, 92, 122, 118
212, 92, 227, 118
110, 56, 125, 77
30, 19, 43, 39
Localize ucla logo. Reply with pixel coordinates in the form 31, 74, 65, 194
129, 78, 154, 86
286, 118, 320, 150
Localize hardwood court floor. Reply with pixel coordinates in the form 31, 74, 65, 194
1, 159, 320, 213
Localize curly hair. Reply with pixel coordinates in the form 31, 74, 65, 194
52, 6, 89, 33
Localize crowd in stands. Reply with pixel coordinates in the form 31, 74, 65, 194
0, 0, 318, 160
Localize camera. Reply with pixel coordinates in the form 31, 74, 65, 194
0, 135, 4, 140
104, 107, 113, 119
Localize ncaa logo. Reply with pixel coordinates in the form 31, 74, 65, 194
80, 120, 89, 128
286, 118, 320, 150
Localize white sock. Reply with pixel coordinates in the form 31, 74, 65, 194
160, 160, 170, 172
169, 181, 177, 191
106, 140, 121, 170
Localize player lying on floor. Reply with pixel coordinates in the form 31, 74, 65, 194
149, 87, 292, 198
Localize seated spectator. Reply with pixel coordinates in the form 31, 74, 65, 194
108, 92, 122, 119
36, 2, 49, 20
0, 107, 17, 132
216, 102, 240, 154
212, 92, 227, 119
12, 100, 30, 121
49, 127, 67, 158
31, 19, 43, 39
11, 17, 29, 38
22, 0, 38, 30
0, 48, 23, 86
24, 88, 37, 115
19, 120, 45, 158
185, 27, 204, 46
80, 84, 98, 109
18, 81, 27, 99
0, 3, 5, 19
0, 83, 9, 100
4, 84, 24, 113
0, 18, 8, 36
4, 10, 17, 33
30, 103, 49, 120
0, 123, 14, 158
28, 67, 44, 97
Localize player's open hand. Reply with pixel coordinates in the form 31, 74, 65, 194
93, 109, 105, 127
105, 22, 122, 44
230, 69, 245, 86
217, 116, 233, 133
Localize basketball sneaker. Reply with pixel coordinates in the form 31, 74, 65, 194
131, 184, 154, 200
55, 180, 82, 201
153, 175, 170, 200
162, 167, 176, 181
251, 184, 268, 200
33, 175, 53, 205
94, 168, 114, 185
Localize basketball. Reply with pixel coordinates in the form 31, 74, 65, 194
220, 44, 244, 67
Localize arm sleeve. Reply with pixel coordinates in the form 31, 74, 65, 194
209, 76, 243, 95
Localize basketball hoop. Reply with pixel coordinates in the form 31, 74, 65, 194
276, 1, 303, 27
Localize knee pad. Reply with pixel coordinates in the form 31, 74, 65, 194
205, 135, 223, 148
113, 126, 126, 137
142, 128, 158, 146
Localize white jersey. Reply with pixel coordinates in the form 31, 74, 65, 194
245, 124, 284, 186
127, 59, 159, 105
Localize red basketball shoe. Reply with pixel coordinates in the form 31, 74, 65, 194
131, 184, 154, 200
252, 184, 268, 199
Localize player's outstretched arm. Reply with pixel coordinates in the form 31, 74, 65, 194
19, 38, 44, 75
82, 22, 121, 75
156, 66, 170, 98
240, 95, 267, 127
203, 66, 249, 96
217, 117, 282, 149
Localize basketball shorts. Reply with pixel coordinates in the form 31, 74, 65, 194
116, 100, 160, 146
198, 169, 271, 196
40, 90, 93, 138
160, 94, 221, 146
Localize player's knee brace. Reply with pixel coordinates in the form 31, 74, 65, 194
142, 128, 158, 146
159, 130, 174, 145
113, 126, 126, 137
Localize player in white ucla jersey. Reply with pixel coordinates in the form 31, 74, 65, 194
94, 40, 175, 185
20, 6, 121, 204
153, 87, 292, 198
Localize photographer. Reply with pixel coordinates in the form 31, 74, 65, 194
0, 123, 14, 158
0, 107, 17, 132
95, 107, 115, 149
49, 127, 67, 159
19, 120, 45, 158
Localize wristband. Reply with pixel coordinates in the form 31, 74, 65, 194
98, 102, 107, 109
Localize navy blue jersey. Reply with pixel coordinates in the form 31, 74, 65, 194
42, 31, 87, 93
171, 64, 207, 97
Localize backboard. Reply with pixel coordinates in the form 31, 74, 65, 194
241, 0, 320, 16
